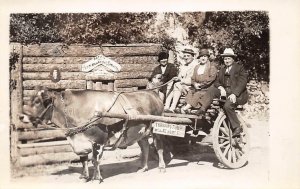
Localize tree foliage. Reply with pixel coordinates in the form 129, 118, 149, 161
10, 12, 269, 81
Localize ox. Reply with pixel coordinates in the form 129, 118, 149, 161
19, 88, 167, 182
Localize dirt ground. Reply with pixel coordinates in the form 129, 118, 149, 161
10, 118, 269, 189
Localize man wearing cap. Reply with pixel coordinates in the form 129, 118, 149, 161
149, 51, 178, 101
164, 47, 198, 112
196, 48, 248, 136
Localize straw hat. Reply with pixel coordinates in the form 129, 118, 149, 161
220, 48, 237, 57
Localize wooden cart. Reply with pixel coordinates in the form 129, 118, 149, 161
100, 98, 250, 169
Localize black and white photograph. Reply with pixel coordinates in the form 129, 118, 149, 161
1, 1, 300, 189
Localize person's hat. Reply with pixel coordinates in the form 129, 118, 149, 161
182, 48, 196, 55
198, 49, 210, 57
158, 51, 169, 62
220, 48, 237, 57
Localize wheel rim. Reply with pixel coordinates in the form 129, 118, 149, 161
212, 112, 250, 169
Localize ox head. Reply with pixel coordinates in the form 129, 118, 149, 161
19, 87, 54, 127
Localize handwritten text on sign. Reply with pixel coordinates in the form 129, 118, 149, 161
152, 122, 186, 138
81, 55, 121, 72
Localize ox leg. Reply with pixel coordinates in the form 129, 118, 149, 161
153, 134, 166, 173
91, 143, 104, 183
79, 156, 90, 181
137, 138, 149, 172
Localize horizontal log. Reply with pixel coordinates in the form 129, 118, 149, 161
114, 79, 149, 88
18, 140, 69, 148
20, 145, 72, 156
23, 80, 86, 90
22, 43, 162, 57
99, 112, 193, 124
22, 56, 158, 65
18, 129, 66, 141
23, 63, 156, 72
23, 71, 152, 80
23, 72, 86, 80
23, 64, 81, 72
85, 71, 152, 81
19, 152, 79, 166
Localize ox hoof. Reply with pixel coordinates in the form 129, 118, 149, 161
137, 167, 148, 173
158, 167, 166, 173
79, 176, 91, 182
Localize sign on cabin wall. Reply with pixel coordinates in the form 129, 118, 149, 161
81, 55, 121, 77
49, 67, 61, 83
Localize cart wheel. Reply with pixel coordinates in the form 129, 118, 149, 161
212, 111, 250, 169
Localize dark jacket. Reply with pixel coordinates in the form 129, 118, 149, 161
150, 63, 178, 84
214, 62, 248, 105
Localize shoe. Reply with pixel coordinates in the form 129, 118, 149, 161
195, 108, 205, 116
180, 109, 189, 114
174, 109, 181, 114
232, 127, 243, 137
164, 109, 174, 113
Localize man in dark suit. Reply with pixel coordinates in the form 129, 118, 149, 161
197, 48, 248, 136
149, 51, 178, 101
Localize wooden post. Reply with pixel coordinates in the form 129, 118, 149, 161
86, 80, 93, 89
94, 82, 103, 90
10, 43, 23, 167
108, 82, 114, 92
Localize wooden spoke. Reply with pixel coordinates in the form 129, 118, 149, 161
232, 148, 237, 163
235, 148, 242, 159
223, 144, 230, 158
218, 136, 229, 140
219, 127, 229, 137
237, 148, 244, 156
219, 141, 230, 148
227, 148, 232, 163
222, 120, 230, 134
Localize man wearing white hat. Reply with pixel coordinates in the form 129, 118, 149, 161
196, 48, 248, 137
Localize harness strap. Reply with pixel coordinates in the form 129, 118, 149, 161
119, 94, 139, 115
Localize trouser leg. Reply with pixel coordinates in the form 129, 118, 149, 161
199, 87, 221, 110
223, 100, 240, 130
164, 91, 173, 109
170, 82, 182, 110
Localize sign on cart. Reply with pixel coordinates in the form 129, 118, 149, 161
152, 122, 186, 138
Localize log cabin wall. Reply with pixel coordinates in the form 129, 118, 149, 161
10, 43, 162, 167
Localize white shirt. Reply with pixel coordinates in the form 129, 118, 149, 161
225, 65, 232, 74
160, 66, 167, 74
197, 63, 207, 75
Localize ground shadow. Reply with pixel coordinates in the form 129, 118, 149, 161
51, 158, 160, 180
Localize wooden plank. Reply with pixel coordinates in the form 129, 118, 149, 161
23, 80, 86, 90
18, 129, 66, 141
22, 43, 162, 57
23, 63, 156, 72
23, 71, 152, 80
114, 78, 149, 88
22, 56, 158, 65
19, 152, 79, 167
